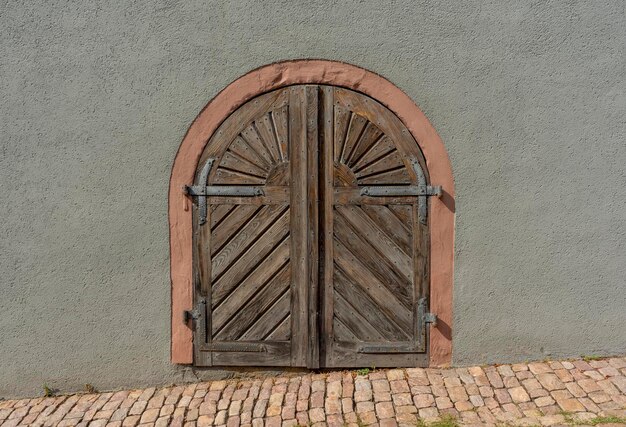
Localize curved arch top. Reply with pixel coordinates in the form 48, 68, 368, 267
169, 60, 455, 366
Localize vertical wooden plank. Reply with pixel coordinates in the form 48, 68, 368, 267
306, 86, 320, 368
415, 201, 430, 353
289, 86, 308, 366
193, 203, 212, 365
320, 86, 335, 367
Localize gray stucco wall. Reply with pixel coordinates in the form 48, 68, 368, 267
1, 0, 625, 398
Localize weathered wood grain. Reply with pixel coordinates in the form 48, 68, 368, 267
288, 85, 308, 367
193, 84, 430, 368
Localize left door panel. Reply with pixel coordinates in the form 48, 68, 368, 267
191, 87, 311, 366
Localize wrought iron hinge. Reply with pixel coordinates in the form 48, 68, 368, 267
184, 158, 264, 225
184, 298, 205, 329
424, 312, 438, 327
183, 308, 199, 323
359, 159, 442, 224
418, 297, 438, 328
412, 160, 442, 224
360, 185, 442, 197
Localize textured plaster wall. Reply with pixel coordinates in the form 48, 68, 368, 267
0, 0, 624, 398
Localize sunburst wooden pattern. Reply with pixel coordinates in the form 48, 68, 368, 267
333, 106, 412, 187
212, 105, 290, 186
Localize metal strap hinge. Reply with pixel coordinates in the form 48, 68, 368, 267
183, 309, 199, 323
417, 297, 437, 328
184, 298, 205, 328
185, 158, 265, 225
424, 312, 438, 327
360, 185, 442, 197
185, 185, 264, 197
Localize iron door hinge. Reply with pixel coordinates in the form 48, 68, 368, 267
359, 185, 442, 197
424, 312, 438, 327
183, 308, 199, 323
418, 297, 438, 328
184, 298, 205, 329
184, 158, 266, 225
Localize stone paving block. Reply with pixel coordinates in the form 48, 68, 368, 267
515, 370, 534, 381
503, 375, 520, 388
413, 393, 435, 408
509, 386, 531, 403
468, 394, 484, 407
528, 363, 552, 375
356, 401, 374, 413
494, 388, 512, 404
418, 406, 439, 420
434, 396, 453, 409
529, 387, 549, 398
536, 373, 565, 391
373, 391, 391, 402
612, 375, 626, 393
485, 369, 504, 388
389, 380, 409, 394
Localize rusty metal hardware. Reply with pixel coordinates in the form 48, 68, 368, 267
185, 158, 264, 225
360, 185, 442, 197
199, 343, 267, 352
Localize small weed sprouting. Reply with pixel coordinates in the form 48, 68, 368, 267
84, 383, 97, 393
356, 368, 370, 376
416, 414, 459, 427
582, 355, 602, 362
558, 411, 626, 426
43, 384, 54, 397
586, 415, 626, 425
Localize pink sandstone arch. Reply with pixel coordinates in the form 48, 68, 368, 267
169, 60, 455, 367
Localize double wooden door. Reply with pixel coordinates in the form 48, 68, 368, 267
189, 85, 432, 368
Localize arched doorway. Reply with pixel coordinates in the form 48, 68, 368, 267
169, 60, 455, 367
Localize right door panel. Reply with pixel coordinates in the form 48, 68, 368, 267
320, 86, 430, 368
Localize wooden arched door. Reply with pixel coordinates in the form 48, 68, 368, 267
186, 85, 440, 368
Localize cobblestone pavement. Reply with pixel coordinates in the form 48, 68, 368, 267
1, 357, 626, 426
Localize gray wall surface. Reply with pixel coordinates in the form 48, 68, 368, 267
1, 0, 625, 398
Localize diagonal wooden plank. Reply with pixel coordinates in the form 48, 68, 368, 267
333, 239, 413, 331
333, 212, 412, 305
212, 236, 290, 330
336, 205, 413, 282
333, 291, 385, 341
266, 314, 291, 341
334, 267, 410, 340
210, 205, 260, 255
215, 264, 291, 341
212, 210, 290, 304
210, 204, 236, 230
212, 205, 286, 279
361, 205, 412, 255
388, 204, 413, 226
239, 290, 291, 341
333, 317, 358, 342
